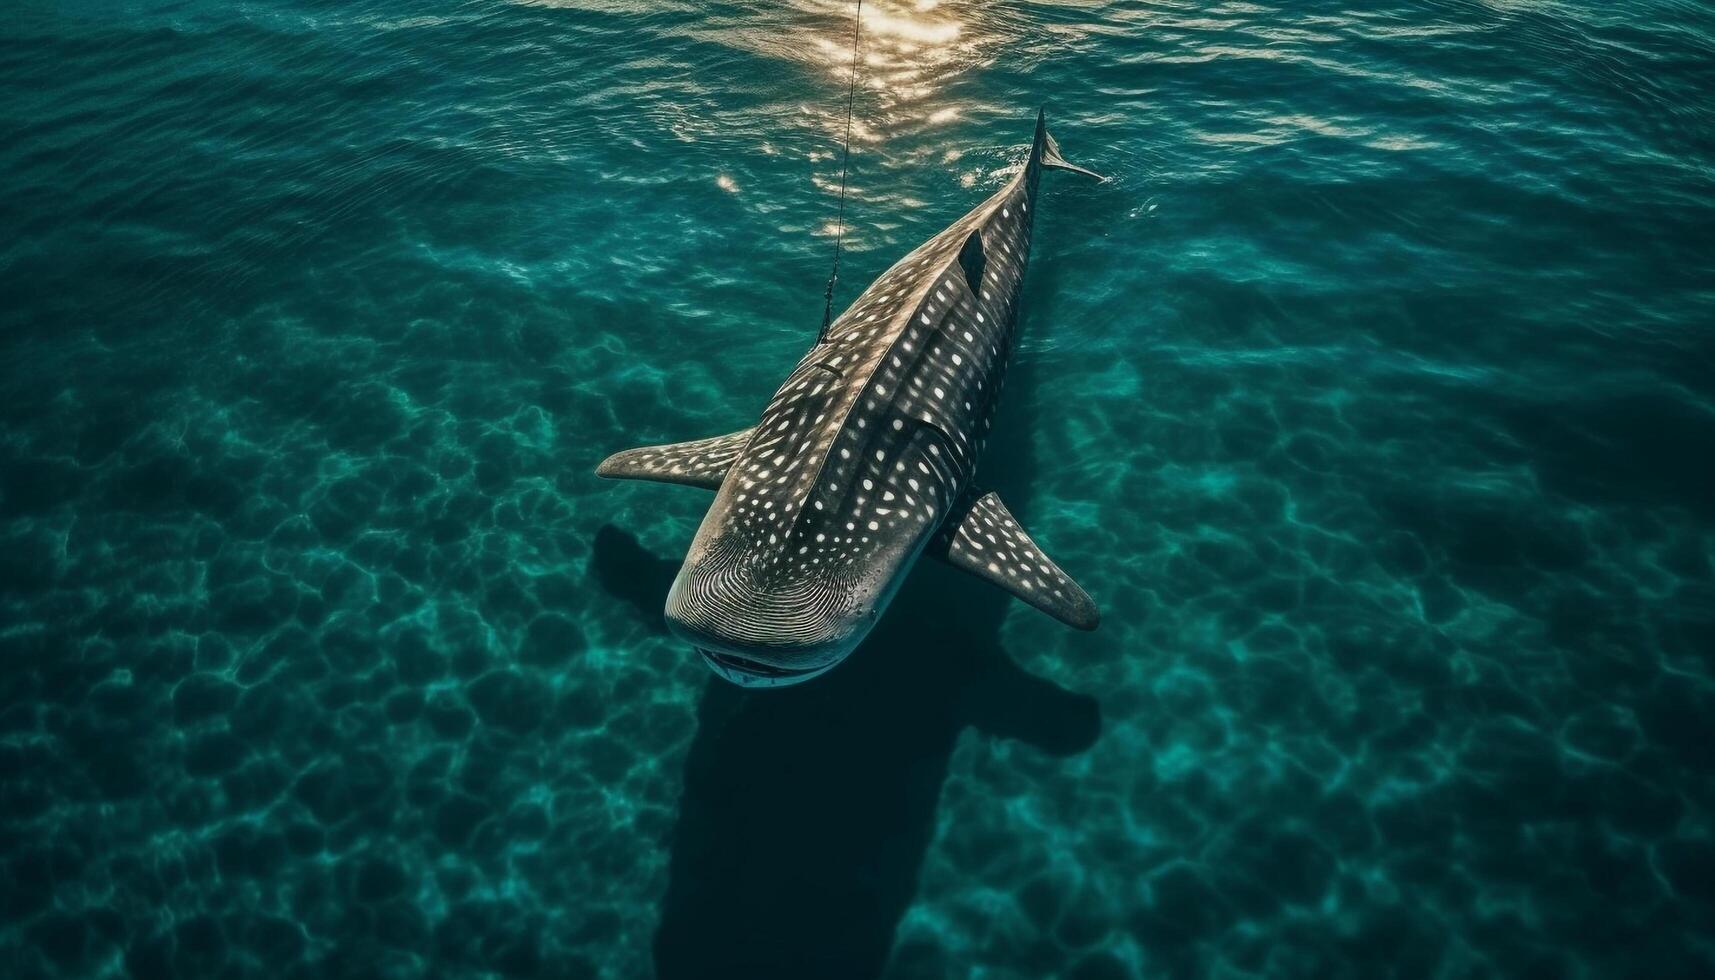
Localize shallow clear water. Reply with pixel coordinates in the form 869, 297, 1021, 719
3, 1, 1714, 977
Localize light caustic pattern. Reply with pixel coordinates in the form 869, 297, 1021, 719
2, 0, 1714, 978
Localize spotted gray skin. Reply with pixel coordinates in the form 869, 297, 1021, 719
598, 111, 1102, 687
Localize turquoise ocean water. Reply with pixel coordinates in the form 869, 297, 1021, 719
4, 1, 1714, 976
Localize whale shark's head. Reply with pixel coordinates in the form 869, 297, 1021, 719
663, 539, 890, 688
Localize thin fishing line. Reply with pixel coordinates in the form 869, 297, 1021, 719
822, 0, 864, 334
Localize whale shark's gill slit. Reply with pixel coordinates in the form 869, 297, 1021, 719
957, 230, 986, 296
901, 416, 961, 504
908, 415, 957, 459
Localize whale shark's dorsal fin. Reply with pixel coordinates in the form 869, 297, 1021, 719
957, 230, 986, 295
931, 491, 1100, 630
595, 427, 756, 490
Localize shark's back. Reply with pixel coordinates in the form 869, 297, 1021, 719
700, 186, 1027, 577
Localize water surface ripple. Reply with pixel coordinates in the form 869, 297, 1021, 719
3, 0, 1713, 977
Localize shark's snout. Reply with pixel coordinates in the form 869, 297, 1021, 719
670, 616, 860, 689
691, 646, 843, 688
664, 551, 870, 688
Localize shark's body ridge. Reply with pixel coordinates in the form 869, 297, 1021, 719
598, 111, 1102, 687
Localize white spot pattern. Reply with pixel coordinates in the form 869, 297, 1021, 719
665, 136, 1057, 641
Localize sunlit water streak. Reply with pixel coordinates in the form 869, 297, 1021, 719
2, 0, 1714, 977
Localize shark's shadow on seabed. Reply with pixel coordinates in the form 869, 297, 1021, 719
592, 335, 1103, 978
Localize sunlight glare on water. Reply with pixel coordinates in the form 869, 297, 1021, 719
1, 0, 1713, 977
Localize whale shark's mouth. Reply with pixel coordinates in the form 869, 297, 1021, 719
695, 648, 837, 689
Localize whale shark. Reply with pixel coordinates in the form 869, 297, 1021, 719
597, 110, 1103, 687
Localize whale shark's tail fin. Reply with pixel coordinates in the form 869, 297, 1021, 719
1031, 108, 1105, 181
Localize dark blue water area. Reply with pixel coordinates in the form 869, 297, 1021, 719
3, 0, 1714, 977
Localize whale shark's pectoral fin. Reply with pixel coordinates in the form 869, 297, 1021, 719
595, 427, 755, 490
931, 491, 1100, 630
